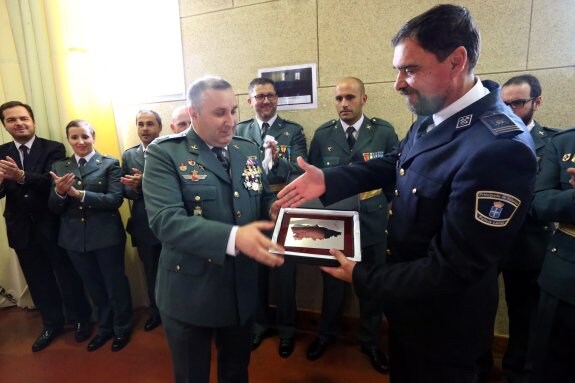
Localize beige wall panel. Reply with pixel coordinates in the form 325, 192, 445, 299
464, 0, 531, 74
234, 0, 276, 7
179, 0, 233, 17
529, 0, 575, 69
487, 68, 575, 129
181, 0, 317, 90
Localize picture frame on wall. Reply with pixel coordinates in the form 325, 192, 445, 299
258, 63, 318, 110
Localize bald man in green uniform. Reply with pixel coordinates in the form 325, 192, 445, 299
305, 77, 398, 374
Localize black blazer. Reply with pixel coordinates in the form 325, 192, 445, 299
0, 137, 66, 250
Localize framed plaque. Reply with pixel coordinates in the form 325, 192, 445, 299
271, 208, 361, 266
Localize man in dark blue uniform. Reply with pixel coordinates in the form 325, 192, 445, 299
529, 128, 575, 383
479, 74, 556, 382
276, 5, 537, 382
305, 77, 398, 374
236, 77, 307, 358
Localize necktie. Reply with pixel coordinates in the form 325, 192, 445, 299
19, 145, 29, 171
415, 117, 434, 141
78, 158, 87, 167
212, 147, 230, 172
261, 122, 270, 139
346, 126, 356, 148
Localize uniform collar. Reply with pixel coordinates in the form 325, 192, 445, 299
433, 77, 489, 127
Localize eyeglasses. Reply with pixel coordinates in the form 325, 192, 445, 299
252, 93, 278, 102
504, 97, 535, 109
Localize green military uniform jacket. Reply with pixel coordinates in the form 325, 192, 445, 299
143, 129, 275, 327
235, 116, 307, 189
500, 122, 557, 270
48, 152, 125, 252
308, 116, 398, 247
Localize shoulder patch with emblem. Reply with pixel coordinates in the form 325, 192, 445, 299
475, 191, 521, 227
480, 112, 524, 137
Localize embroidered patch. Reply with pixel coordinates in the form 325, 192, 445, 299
563, 153, 571, 161
456, 114, 473, 129
475, 191, 521, 227
480, 112, 523, 136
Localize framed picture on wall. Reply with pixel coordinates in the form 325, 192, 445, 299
258, 63, 318, 110
271, 208, 361, 266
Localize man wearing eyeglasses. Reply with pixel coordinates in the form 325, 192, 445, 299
236, 77, 307, 358
480, 74, 557, 382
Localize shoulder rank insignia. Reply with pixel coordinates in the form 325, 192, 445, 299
480, 112, 523, 136
475, 191, 521, 227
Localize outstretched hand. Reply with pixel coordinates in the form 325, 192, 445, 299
236, 221, 285, 267
320, 248, 356, 283
275, 156, 326, 208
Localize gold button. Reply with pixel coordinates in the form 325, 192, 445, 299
195, 195, 201, 201
326, 162, 331, 166
79, 206, 83, 210
207, 258, 212, 263
543, 226, 549, 231
388, 210, 393, 216
98, 181, 102, 184
77, 181, 82, 185
394, 189, 399, 196
551, 248, 557, 253
384, 229, 388, 235
81, 218, 85, 222
236, 211, 241, 217
176, 265, 181, 271
412, 188, 417, 194
386, 249, 391, 256
234, 191, 239, 198
399, 168, 405, 176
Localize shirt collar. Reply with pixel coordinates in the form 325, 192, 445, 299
257, 114, 278, 129
340, 114, 365, 132
526, 120, 535, 132
75, 150, 96, 164
433, 77, 489, 127
15, 136, 36, 151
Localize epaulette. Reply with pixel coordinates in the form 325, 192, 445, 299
479, 112, 524, 137
548, 126, 575, 137
233, 135, 258, 146
368, 117, 394, 129
318, 119, 337, 130
236, 118, 255, 126
154, 132, 187, 144
541, 126, 560, 134
281, 118, 303, 128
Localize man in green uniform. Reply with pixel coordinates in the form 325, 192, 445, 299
305, 76, 398, 374
143, 76, 284, 383
236, 77, 307, 358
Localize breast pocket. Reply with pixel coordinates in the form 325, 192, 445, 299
397, 170, 445, 228
181, 184, 217, 217
84, 177, 107, 192
322, 157, 341, 168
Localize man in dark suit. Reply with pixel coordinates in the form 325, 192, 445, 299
236, 77, 307, 358
478, 74, 556, 382
143, 76, 284, 383
0, 101, 92, 352
277, 5, 537, 382
305, 77, 398, 373
121, 110, 164, 332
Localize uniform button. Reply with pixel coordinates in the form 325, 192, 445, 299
81, 218, 85, 222
386, 249, 392, 256
399, 168, 405, 176
234, 191, 239, 198
24, 194, 28, 198
236, 211, 241, 217
550, 248, 557, 253
207, 258, 212, 263
77, 181, 82, 185
388, 210, 393, 216
378, 204, 382, 208
326, 161, 331, 166
176, 265, 181, 271
195, 195, 201, 201
543, 225, 549, 231
79, 206, 83, 210
384, 229, 388, 235
394, 189, 399, 196
412, 188, 417, 194
98, 181, 102, 184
